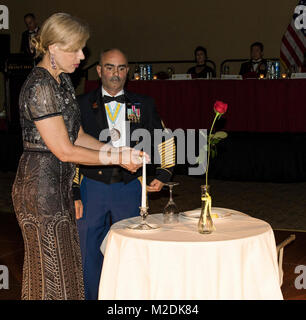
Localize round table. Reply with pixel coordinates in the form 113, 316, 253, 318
98, 208, 283, 300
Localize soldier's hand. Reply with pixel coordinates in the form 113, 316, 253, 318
147, 179, 164, 192
75, 200, 83, 220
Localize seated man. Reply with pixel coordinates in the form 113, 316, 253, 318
187, 46, 215, 78
73, 48, 175, 300
239, 42, 267, 77
20, 13, 39, 58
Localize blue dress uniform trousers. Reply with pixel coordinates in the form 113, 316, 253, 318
77, 176, 141, 300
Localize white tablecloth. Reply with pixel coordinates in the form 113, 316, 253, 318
98, 208, 283, 300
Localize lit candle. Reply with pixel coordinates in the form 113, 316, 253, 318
281, 73, 287, 79
141, 156, 146, 207
259, 74, 264, 79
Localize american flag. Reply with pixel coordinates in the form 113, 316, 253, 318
280, 0, 306, 70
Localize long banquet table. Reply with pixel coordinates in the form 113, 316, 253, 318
84, 78, 306, 182
85, 78, 306, 132
98, 209, 283, 300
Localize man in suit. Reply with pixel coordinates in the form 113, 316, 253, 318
239, 42, 267, 77
73, 48, 175, 300
20, 13, 39, 57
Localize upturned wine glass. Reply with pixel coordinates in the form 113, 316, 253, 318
163, 182, 180, 224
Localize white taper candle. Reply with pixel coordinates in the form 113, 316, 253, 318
141, 156, 146, 207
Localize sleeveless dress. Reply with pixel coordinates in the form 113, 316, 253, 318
12, 67, 85, 300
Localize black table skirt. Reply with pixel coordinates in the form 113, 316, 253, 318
1, 131, 306, 183
174, 132, 306, 183
208, 132, 306, 182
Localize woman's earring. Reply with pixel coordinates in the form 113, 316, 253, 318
50, 54, 57, 70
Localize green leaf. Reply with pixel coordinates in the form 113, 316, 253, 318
210, 138, 220, 145
212, 131, 228, 140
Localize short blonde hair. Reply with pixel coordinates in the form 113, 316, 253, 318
33, 12, 89, 57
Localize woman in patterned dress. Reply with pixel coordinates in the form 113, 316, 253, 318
12, 12, 145, 300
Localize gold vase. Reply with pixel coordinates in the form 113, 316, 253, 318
198, 185, 214, 234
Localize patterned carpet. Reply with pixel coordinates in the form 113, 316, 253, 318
1, 171, 306, 231
149, 175, 306, 231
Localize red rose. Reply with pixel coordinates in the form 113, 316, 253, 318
214, 101, 228, 114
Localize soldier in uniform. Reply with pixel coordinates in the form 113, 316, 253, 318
73, 48, 175, 300
20, 13, 40, 57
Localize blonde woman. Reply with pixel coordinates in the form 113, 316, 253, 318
12, 13, 145, 300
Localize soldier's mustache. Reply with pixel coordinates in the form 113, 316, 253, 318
110, 76, 121, 82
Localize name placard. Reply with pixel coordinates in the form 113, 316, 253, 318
171, 74, 192, 80
291, 73, 306, 79
221, 74, 243, 80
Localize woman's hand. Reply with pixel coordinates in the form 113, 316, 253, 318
74, 200, 83, 220
118, 147, 150, 173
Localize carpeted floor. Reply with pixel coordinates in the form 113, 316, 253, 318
1, 171, 306, 231
149, 175, 306, 231
1, 171, 306, 300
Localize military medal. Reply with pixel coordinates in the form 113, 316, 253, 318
110, 127, 121, 141
105, 103, 122, 142
128, 104, 141, 123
